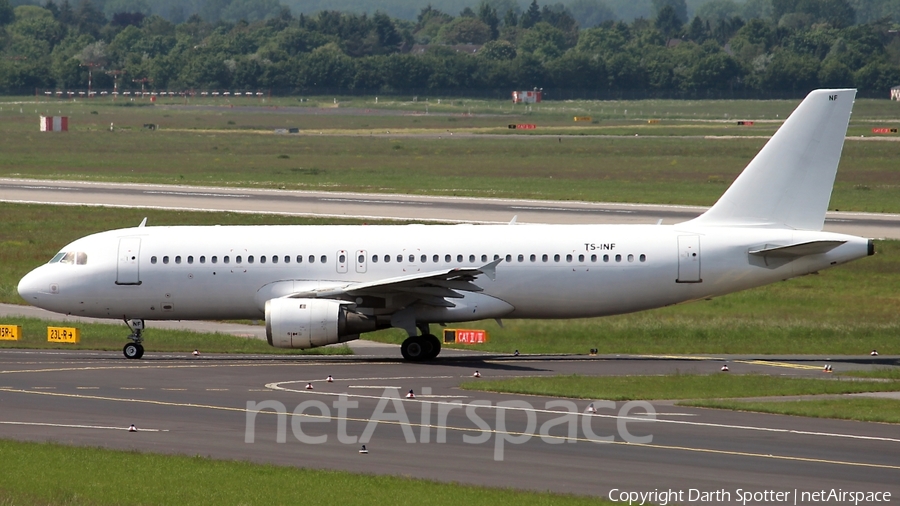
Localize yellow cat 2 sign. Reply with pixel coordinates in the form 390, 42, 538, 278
47, 327, 80, 344
0, 325, 22, 341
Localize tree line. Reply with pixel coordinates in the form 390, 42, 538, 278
1, 0, 899, 97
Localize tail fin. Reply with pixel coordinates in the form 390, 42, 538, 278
688, 89, 856, 231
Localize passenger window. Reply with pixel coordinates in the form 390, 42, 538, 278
603, 255, 609, 262
469, 255, 475, 263
163, 256, 169, 264
397, 254, 403, 263
640, 254, 646, 262
384, 255, 390, 263
249, 256, 255, 264
578, 254, 584, 262
284, 256, 290, 264
409, 254, 414, 263
175, 255, 182, 264
272, 256, 278, 264
628, 254, 634, 262
309, 255, 315, 263
372, 255, 379, 263
212, 256, 218, 264
200, 256, 206, 264
224, 256, 230, 264
320, 255, 327, 263
260, 256, 266, 264
505, 254, 512, 262
542, 254, 548, 262
481, 254, 487, 262
339, 254, 346, 263
615, 254, 622, 262
188, 256, 194, 264
554, 254, 560, 262
566, 254, 572, 262
591, 254, 596, 262
359, 254, 365, 263
530, 254, 536, 262
236, 256, 242, 264
420, 254, 426, 263
493, 254, 500, 261
151, 256, 157, 264
433, 254, 439, 263
296, 255, 302, 263
445, 254, 451, 262
457, 254, 463, 262
518, 254, 524, 262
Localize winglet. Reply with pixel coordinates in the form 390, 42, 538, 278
479, 258, 502, 281
687, 89, 856, 231
138, 217, 148, 227
509, 215, 518, 225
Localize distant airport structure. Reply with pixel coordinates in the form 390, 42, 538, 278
892, 85, 900, 101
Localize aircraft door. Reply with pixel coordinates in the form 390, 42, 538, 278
355, 250, 367, 273
677, 235, 702, 283
336, 250, 348, 273
116, 237, 142, 285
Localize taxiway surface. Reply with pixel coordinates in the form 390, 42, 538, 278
0, 348, 897, 501
2, 178, 900, 238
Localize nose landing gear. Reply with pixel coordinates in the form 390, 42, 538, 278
123, 319, 145, 359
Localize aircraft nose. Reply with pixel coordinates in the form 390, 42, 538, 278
17, 269, 44, 303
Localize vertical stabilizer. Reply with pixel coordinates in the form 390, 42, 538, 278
688, 89, 856, 230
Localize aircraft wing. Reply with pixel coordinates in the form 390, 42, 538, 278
286, 259, 501, 307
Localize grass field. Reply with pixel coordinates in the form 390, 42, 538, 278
841, 368, 900, 380
1, 96, 899, 212
0, 316, 350, 355
460, 374, 900, 401
0, 439, 608, 506
2, 203, 898, 355
682, 398, 900, 424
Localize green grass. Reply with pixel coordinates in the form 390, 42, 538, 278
0, 439, 608, 505
841, 368, 900, 380
1, 97, 899, 212
8, 95, 900, 120
460, 374, 900, 401
0, 317, 350, 355
3, 203, 898, 356
682, 398, 900, 424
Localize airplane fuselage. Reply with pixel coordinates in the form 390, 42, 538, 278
18, 223, 871, 324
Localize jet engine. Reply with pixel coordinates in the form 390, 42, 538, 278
265, 298, 376, 349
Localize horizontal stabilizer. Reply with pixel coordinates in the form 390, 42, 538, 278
749, 240, 846, 258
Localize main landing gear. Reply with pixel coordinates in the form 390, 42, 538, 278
123, 318, 145, 359
400, 324, 441, 361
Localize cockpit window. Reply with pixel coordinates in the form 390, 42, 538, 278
52, 251, 88, 265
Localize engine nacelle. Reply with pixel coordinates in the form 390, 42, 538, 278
265, 298, 376, 349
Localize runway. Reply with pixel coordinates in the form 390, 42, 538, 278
0, 349, 897, 501
3, 178, 900, 238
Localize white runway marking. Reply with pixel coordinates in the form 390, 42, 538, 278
1, 386, 895, 471
0, 420, 168, 432
142, 191, 250, 198
268, 380, 900, 445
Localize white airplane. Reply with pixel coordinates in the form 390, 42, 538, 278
17, 89, 872, 360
